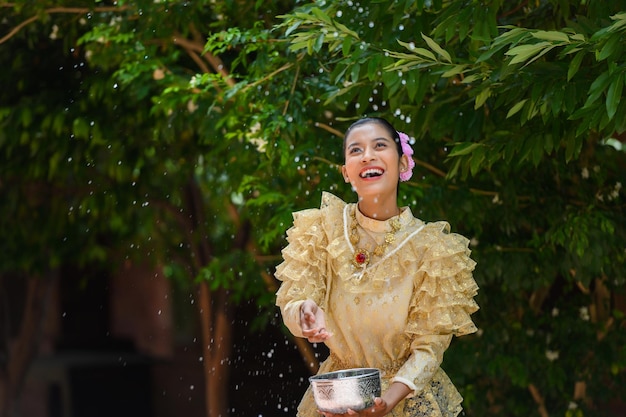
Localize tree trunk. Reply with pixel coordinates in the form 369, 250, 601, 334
0, 272, 54, 417
199, 284, 234, 417
184, 179, 237, 417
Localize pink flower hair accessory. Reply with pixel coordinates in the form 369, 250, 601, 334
398, 131, 415, 182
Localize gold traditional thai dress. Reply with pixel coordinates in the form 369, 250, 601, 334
275, 192, 479, 417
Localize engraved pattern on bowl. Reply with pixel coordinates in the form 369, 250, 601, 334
309, 368, 381, 413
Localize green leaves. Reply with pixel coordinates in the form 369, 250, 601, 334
505, 41, 554, 65
501, 29, 576, 68
421, 33, 452, 63
531, 30, 571, 43
567, 50, 585, 81
72, 118, 90, 139
474, 87, 491, 109
280, 6, 360, 55
385, 35, 453, 73
606, 72, 624, 120
597, 34, 620, 61
506, 99, 528, 119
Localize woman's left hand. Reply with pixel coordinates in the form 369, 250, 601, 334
318, 397, 389, 417
318, 381, 412, 417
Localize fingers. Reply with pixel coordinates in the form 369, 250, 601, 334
300, 300, 332, 342
319, 403, 383, 417
303, 327, 331, 343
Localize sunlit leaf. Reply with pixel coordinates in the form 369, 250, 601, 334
421, 33, 452, 63
531, 30, 570, 43
507, 99, 528, 119
475, 87, 491, 109
505, 42, 551, 65
284, 21, 301, 36
398, 40, 437, 61
334, 21, 360, 39
441, 65, 467, 77
310, 7, 332, 25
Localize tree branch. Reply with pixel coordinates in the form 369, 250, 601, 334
241, 62, 294, 92
172, 34, 235, 87
0, 6, 130, 45
498, 0, 530, 19
315, 121, 343, 138
0, 14, 38, 44
528, 383, 549, 417
282, 63, 300, 116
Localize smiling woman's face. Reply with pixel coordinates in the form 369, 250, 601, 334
341, 122, 407, 199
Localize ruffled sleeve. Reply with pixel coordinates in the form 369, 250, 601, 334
275, 192, 346, 338
392, 222, 478, 401
406, 221, 479, 337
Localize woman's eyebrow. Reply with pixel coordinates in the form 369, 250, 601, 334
348, 137, 391, 148
346, 136, 393, 151
374, 136, 392, 142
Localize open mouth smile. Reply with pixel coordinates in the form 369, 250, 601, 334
359, 167, 384, 178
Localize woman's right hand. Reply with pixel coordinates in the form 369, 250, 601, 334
300, 299, 331, 343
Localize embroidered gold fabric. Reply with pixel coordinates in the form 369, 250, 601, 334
275, 192, 479, 417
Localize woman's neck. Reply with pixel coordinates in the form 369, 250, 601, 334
357, 195, 400, 220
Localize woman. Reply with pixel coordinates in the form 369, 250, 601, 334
275, 117, 479, 417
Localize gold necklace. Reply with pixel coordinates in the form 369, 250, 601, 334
349, 207, 402, 268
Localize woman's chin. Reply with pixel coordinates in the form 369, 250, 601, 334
354, 180, 396, 197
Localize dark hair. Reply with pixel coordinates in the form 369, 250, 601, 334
343, 117, 403, 157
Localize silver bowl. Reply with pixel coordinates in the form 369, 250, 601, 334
309, 368, 381, 413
